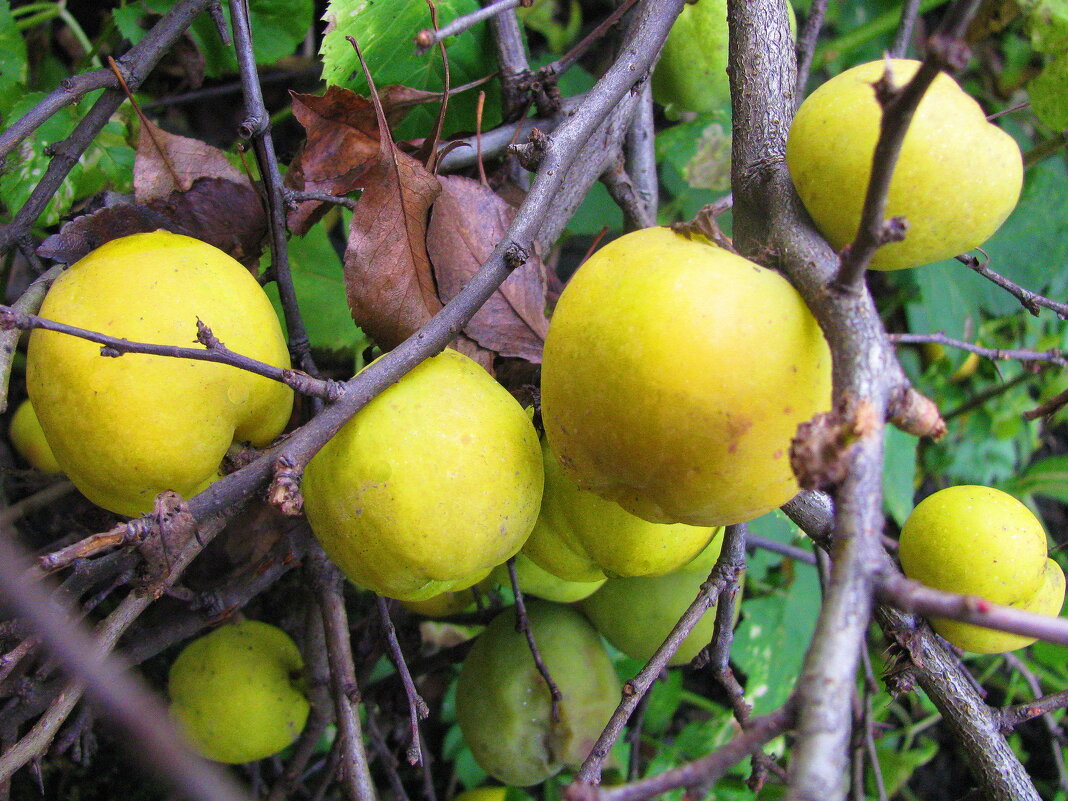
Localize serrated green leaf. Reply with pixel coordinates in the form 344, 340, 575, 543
320, 0, 498, 140
1030, 51, 1068, 130
0, 1, 27, 119
265, 220, 369, 354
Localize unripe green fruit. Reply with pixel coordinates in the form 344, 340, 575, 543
652, 0, 795, 116
787, 59, 1023, 270
168, 620, 309, 764
303, 349, 543, 601
522, 439, 718, 582
899, 485, 1066, 653
490, 553, 606, 603
541, 227, 831, 527
581, 534, 730, 667
456, 601, 619, 786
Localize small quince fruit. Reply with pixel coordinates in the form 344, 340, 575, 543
9, 399, 62, 473
786, 59, 1023, 270
168, 620, 309, 764
899, 485, 1066, 653
27, 232, 293, 516
303, 349, 543, 601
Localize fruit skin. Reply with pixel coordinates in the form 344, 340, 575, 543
652, 0, 795, 116
303, 349, 543, 602
8, 399, 62, 473
456, 600, 619, 786
899, 485, 1065, 653
523, 439, 718, 581
786, 59, 1023, 271
490, 553, 606, 603
26, 232, 293, 516
541, 227, 831, 527
452, 788, 509, 801
581, 533, 730, 667
168, 620, 310, 764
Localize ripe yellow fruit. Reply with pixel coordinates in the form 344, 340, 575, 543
523, 439, 718, 581
26, 232, 293, 516
787, 59, 1023, 271
456, 601, 619, 786
541, 227, 831, 526
8, 399, 62, 473
168, 620, 309, 764
452, 788, 509, 801
581, 533, 729, 666
302, 349, 543, 601
899, 485, 1066, 653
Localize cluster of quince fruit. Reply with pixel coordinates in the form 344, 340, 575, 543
8, 10, 1060, 779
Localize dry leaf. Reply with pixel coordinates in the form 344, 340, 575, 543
343, 145, 442, 350
134, 118, 246, 204
38, 203, 176, 264
427, 175, 549, 362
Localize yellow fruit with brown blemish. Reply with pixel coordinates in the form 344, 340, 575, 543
540, 226, 831, 526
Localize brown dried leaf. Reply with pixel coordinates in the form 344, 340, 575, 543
427, 175, 549, 362
343, 142, 442, 350
147, 177, 267, 268
286, 86, 383, 234
38, 203, 177, 264
134, 118, 246, 204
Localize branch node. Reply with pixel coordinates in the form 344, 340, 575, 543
269, 455, 304, 516
888, 385, 946, 439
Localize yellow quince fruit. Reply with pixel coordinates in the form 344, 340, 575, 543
523, 438, 719, 581
302, 349, 543, 601
26, 232, 293, 516
9, 398, 62, 473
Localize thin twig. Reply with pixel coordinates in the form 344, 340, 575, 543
890, 0, 924, 57
747, 532, 817, 565
415, 0, 522, 53
506, 557, 562, 721
310, 546, 377, 801
889, 332, 1067, 366
794, 0, 828, 98
284, 189, 358, 210
0, 264, 64, 414
374, 596, 430, 766
957, 252, 1068, 320
228, 0, 318, 377
0, 307, 341, 400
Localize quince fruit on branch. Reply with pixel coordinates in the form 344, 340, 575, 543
27, 232, 293, 516
541, 226, 831, 527
899, 485, 1066, 654
302, 349, 543, 602
456, 600, 619, 786
522, 438, 719, 581
786, 59, 1023, 270
9, 398, 62, 474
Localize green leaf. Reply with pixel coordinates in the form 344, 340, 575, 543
1019, 0, 1068, 54
320, 0, 499, 140
655, 111, 732, 222
265, 220, 370, 354
733, 512, 821, 715
127, 0, 313, 76
518, 0, 582, 54
0, 1, 27, 119
1003, 455, 1068, 504
639, 668, 683, 736
869, 738, 938, 797
1030, 51, 1068, 130
883, 425, 918, 526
